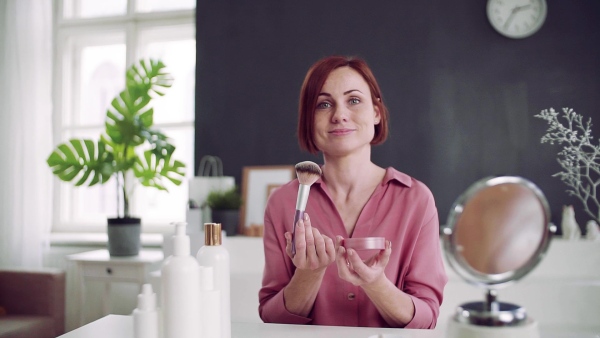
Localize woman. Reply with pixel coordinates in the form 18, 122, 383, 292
258, 55, 447, 329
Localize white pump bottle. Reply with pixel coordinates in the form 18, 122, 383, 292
133, 284, 158, 338
161, 222, 202, 338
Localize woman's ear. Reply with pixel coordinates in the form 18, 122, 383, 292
374, 105, 381, 125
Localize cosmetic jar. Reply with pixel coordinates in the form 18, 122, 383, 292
342, 237, 386, 251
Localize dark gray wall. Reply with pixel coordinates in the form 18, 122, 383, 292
196, 1, 600, 230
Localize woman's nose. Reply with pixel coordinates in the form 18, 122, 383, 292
331, 105, 349, 123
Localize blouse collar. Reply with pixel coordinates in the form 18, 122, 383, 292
312, 167, 412, 188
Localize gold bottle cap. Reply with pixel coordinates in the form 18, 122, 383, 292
204, 223, 222, 246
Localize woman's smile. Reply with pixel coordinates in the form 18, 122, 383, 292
329, 128, 356, 136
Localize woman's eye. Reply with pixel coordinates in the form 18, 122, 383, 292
316, 102, 331, 109
349, 98, 360, 104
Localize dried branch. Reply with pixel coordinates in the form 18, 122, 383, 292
535, 108, 600, 224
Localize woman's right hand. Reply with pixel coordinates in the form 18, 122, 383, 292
285, 212, 336, 271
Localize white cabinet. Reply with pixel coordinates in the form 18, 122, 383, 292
67, 249, 163, 325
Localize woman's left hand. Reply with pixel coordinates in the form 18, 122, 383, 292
334, 236, 392, 286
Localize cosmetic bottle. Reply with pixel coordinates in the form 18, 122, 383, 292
196, 222, 231, 338
200, 265, 221, 338
161, 222, 202, 338
133, 284, 158, 338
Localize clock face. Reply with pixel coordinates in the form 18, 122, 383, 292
487, 0, 547, 39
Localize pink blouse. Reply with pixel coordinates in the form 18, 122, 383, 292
258, 167, 448, 329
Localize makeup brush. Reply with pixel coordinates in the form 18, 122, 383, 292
292, 161, 322, 256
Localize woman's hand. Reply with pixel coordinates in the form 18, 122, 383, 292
335, 237, 415, 327
335, 236, 392, 286
285, 213, 336, 271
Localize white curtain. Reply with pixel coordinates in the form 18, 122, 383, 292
0, 0, 53, 268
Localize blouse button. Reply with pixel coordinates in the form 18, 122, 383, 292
347, 293, 355, 300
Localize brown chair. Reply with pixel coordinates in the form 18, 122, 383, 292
0, 268, 65, 338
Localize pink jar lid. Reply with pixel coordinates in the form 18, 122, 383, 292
342, 237, 386, 251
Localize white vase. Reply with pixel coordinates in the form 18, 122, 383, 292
561, 205, 581, 240
585, 220, 600, 241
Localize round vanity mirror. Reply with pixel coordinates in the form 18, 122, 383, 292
442, 176, 554, 328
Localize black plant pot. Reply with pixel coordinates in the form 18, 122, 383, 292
107, 217, 141, 256
211, 209, 239, 236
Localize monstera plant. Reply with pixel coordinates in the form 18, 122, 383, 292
47, 59, 186, 256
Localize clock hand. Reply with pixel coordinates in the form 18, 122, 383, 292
503, 7, 518, 29
514, 4, 532, 12
503, 4, 533, 29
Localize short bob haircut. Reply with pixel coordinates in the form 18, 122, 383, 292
297, 55, 390, 154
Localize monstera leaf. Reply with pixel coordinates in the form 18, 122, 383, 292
126, 59, 173, 97
141, 128, 172, 158
104, 59, 173, 147
132, 147, 185, 190
46, 139, 114, 186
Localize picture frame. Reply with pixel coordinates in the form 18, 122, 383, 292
239, 165, 295, 234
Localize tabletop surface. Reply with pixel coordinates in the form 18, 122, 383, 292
57, 315, 439, 338
58, 315, 599, 338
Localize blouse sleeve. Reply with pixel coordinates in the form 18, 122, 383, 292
402, 193, 448, 329
258, 189, 312, 324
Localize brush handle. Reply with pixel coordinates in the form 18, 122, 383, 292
292, 184, 312, 257
291, 209, 304, 257
295, 184, 311, 210
292, 184, 311, 256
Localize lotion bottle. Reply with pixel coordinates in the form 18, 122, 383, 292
199, 266, 221, 338
196, 222, 231, 338
161, 222, 202, 338
133, 283, 158, 338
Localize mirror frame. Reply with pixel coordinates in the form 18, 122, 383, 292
442, 176, 554, 289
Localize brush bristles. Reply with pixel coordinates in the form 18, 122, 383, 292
295, 161, 322, 186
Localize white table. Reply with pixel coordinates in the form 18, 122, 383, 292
58, 315, 599, 338
67, 249, 163, 325
58, 315, 440, 338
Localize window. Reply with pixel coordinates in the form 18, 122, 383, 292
52, 0, 196, 232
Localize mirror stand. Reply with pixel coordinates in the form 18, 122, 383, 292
447, 287, 541, 338
454, 289, 527, 327
484, 289, 498, 312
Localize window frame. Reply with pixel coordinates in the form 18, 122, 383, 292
51, 0, 196, 233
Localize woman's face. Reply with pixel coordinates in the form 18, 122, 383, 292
313, 67, 380, 157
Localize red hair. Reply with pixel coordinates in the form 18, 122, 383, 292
297, 55, 389, 154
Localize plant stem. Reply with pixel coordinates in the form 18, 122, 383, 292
117, 171, 129, 218
116, 174, 121, 218
122, 141, 131, 218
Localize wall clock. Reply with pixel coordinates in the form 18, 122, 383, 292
487, 0, 547, 39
